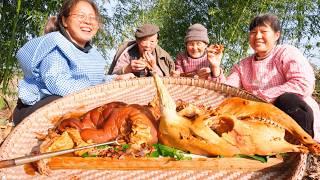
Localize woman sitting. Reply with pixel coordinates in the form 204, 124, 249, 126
13, 0, 134, 125
211, 13, 320, 140
173, 23, 222, 79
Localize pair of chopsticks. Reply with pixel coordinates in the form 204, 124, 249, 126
0, 139, 119, 169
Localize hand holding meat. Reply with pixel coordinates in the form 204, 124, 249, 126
207, 44, 224, 66
194, 45, 224, 79
186, 44, 224, 79
130, 58, 148, 72
143, 51, 157, 69
129, 51, 156, 73
170, 70, 181, 77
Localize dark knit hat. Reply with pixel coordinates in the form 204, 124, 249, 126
135, 24, 160, 39
184, 23, 209, 44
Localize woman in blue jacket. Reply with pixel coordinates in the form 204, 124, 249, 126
13, 0, 134, 125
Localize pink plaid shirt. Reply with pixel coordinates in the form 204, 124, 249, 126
175, 52, 210, 75
219, 44, 320, 141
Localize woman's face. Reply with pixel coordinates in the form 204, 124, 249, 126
249, 24, 280, 58
62, 1, 99, 47
186, 40, 207, 58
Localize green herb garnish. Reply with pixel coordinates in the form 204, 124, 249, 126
148, 151, 160, 157
235, 154, 269, 163
81, 152, 97, 158
96, 144, 111, 149
122, 144, 130, 151
151, 144, 191, 160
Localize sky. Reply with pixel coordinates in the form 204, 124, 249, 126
307, 46, 320, 67
310, 57, 320, 67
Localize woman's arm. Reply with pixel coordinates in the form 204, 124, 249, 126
175, 53, 185, 73
224, 65, 242, 88
257, 46, 315, 102
39, 49, 93, 96
112, 52, 132, 75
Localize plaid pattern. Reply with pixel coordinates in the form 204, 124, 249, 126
224, 44, 320, 141
16, 32, 115, 105
175, 52, 210, 74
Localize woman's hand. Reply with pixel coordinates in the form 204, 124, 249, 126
197, 67, 211, 79
207, 44, 224, 68
170, 70, 181, 77
207, 44, 224, 77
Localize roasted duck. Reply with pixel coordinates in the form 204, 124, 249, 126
152, 72, 320, 157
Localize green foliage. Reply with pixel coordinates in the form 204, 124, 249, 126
313, 65, 320, 102
0, 0, 62, 94
104, 0, 156, 44
0, 97, 5, 110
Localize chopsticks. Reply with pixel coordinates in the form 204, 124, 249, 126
0, 139, 119, 169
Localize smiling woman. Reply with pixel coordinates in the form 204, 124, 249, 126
174, 23, 223, 80
211, 13, 320, 142
12, 0, 135, 125
59, 0, 100, 48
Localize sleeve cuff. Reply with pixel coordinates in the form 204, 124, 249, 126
104, 74, 117, 83
211, 67, 223, 78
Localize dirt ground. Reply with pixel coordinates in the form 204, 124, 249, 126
0, 106, 319, 179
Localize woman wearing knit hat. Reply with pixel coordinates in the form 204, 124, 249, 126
173, 23, 223, 79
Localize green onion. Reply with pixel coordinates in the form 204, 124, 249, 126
235, 154, 269, 163
122, 144, 130, 151
81, 152, 97, 158
150, 144, 191, 160
96, 144, 110, 149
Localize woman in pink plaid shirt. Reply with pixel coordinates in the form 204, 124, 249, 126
173, 24, 222, 79
212, 13, 320, 141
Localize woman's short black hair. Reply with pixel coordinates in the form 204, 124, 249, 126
57, 0, 101, 30
249, 13, 281, 32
